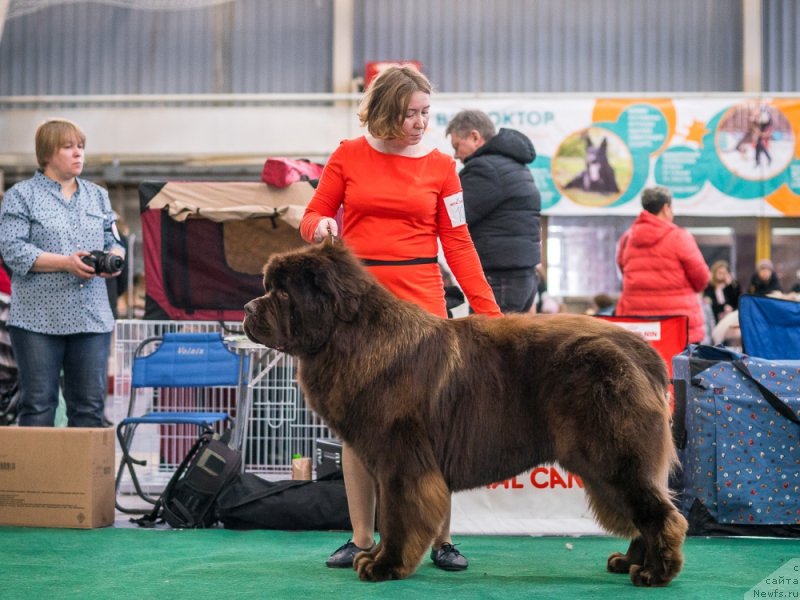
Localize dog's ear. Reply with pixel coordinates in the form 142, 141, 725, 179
598, 137, 608, 154
313, 265, 362, 322
310, 246, 366, 322
290, 282, 336, 354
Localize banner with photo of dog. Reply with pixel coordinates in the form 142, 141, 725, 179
430, 97, 800, 217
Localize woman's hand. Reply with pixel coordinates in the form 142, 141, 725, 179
31, 251, 95, 278
313, 217, 338, 242
69, 252, 97, 280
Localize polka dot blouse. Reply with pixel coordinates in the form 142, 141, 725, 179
0, 171, 123, 334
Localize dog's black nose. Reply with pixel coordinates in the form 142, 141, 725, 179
244, 300, 257, 316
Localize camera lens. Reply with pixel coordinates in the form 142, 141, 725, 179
104, 254, 124, 273
98, 253, 123, 274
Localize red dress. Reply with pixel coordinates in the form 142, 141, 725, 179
300, 137, 501, 318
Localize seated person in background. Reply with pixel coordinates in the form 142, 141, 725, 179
711, 309, 741, 350
790, 269, 800, 295
747, 259, 782, 296
585, 293, 616, 316
703, 260, 740, 324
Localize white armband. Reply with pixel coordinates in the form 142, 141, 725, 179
443, 192, 466, 227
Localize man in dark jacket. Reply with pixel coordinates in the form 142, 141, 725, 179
446, 110, 541, 313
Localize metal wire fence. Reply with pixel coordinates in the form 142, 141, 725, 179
112, 319, 334, 493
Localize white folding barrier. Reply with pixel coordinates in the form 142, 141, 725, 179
112, 320, 334, 492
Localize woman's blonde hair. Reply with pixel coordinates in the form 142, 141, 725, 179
357, 66, 432, 140
709, 259, 730, 283
35, 119, 86, 169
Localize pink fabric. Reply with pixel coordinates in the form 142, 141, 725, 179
261, 158, 324, 188
0, 259, 10, 295
616, 210, 709, 343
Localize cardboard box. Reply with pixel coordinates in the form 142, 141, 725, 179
0, 427, 115, 528
315, 438, 342, 480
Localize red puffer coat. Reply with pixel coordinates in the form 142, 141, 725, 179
616, 210, 709, 343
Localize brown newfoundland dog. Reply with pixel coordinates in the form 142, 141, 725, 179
243, 240, 687, 586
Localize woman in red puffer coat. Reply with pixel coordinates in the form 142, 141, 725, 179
616, 187, 710, 343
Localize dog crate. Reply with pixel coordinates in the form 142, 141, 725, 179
112, 319, 334, 493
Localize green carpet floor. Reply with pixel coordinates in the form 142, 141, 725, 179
1, 528, 797, 599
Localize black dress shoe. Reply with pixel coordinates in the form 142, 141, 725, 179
325, 540, 374, 568
430, 543, 469, 571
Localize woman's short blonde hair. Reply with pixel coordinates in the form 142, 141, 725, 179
357, 66, 432, 140
35, 119, 86, 169
709, 259, 730, 283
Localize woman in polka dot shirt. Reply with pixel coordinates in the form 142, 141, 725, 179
0, 119, 125, 427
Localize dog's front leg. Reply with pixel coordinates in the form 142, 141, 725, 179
355, 455, 449, 581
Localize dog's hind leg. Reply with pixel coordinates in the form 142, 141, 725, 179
607, 537, 646, 575
626, 486, 687, 587
580, 480, 642, 574
583, 474, 686, 586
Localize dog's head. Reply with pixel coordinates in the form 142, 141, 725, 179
243, 238, 371, 356
585, 135, 608, 164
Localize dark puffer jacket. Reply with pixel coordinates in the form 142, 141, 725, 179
459, 128, 541, 272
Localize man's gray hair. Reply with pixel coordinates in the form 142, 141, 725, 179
641, 186, 672, 215
445, 109, 496, 140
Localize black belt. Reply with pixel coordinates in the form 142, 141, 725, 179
360, 257, 438, 267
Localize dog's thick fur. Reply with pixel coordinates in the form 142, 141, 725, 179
243, 240, 687, 586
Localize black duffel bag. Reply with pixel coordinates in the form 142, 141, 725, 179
215, 471, 352, 531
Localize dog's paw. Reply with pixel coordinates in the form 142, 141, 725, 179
354, 552, 414, 582
606, 552, 632, 574
354, 553, 393, 582
630, 565, 671, 587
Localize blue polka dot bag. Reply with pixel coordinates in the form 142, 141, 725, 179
673, 345, 800, 527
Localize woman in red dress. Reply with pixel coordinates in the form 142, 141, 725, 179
301, 66, 501, 572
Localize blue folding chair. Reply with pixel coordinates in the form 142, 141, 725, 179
739, 294, 800, 360
115, 332, 243, 513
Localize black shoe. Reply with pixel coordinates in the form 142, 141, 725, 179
325, 540, 373, 568
430, 543, 469, 571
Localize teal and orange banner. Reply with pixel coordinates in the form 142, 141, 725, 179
431, 98, 800, 217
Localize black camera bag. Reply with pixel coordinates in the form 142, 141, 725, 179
135, 428, 241, 528
215, 470, 351, 531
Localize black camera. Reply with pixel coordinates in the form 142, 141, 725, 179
81, 250, 124, 274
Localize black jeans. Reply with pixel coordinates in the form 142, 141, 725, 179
484, 269, 538, 314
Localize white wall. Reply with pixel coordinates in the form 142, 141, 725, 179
0, 101, 363, 168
